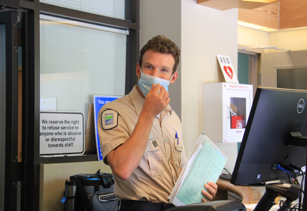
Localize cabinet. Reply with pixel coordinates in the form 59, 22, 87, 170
202, 83, 253, 143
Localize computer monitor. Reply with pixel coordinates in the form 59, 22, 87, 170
231, 87, 307, 186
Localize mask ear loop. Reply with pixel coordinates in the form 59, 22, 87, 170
169, 72, 175, 82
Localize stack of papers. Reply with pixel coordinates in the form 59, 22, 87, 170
169, 133, 228, 206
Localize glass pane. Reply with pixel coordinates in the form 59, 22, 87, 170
230, 97, 246, 129
277, 68, 307, 90
40, 15, 127, 115
238, 53, 249, 84
0, 23, 6, 211
40, 0, 125, 20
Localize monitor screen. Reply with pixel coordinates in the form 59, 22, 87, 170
231, 87, 307, 186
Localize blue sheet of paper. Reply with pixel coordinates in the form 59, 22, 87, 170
176, 141, 227, 204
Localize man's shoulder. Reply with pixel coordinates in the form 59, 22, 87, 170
99, 95, 133, 113
169, 108, 181, 122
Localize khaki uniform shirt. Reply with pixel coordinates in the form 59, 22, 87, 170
98, 86, 187, 203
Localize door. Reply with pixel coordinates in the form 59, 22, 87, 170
0, 10, 20, 211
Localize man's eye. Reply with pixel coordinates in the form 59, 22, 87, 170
145, 65, 152, 69
162, 69, 169, 73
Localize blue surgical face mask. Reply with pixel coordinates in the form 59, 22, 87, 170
138, 72, 173, 97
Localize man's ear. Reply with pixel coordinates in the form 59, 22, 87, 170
136, 63, 141, 79
170, 71, 178, 84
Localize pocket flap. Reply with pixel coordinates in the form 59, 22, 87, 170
174, 138, 183, 152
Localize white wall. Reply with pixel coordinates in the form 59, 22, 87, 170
238, 25, 268, 49
261, 50, 307, 88
238, 26, 307, 88
269, 28, 307, 51
140, 0, 239, 156
40, 161, 111, 211
181, 0, 239, 155
140, 0, 182, 118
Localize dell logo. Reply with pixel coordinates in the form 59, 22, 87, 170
297, 99, 305, 114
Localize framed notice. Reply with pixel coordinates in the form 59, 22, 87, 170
40, 111, 85, 156
217, 54, 239, 84
93, 95, 121, 161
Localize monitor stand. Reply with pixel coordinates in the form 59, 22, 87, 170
254, 132, 307, 211
287, 132, 307, 210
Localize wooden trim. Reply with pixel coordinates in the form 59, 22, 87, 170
238, 2, 279, 29
197, 0, 283, 11
280, 0, 307, 29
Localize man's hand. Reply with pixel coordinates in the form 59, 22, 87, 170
201, 181, 218, 202
107, 83, 170, 180
142, 83, 170, 117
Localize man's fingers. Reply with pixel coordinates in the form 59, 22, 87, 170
153, 83, 161, 94
201, 189, 213, 201
162, 88, 169, 100
208, 181, 218, 193
201, 182, 218, 202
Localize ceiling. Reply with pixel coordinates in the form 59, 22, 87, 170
197, 0, 307, 31
197, 0, 283, 10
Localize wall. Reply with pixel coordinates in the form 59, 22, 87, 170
238, 25, 268, 49
140, 0, 182, 118
40, 161, 111, 211
140, 0, 239, 156
181, 0, 239, 155
238, 25, 307, 88
269, 28, 307, 51
260, 50, 307, 88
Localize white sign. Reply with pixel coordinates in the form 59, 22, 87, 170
40, 98, 57, 111
40, 112, 85, 155
217, 54, 239, 84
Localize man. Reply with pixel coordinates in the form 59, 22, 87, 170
98, 35, 217, 211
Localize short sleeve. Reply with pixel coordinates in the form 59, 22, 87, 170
98, 108, 129, 163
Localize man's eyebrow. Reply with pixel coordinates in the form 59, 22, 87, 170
143, 62, 171, 70
161, 66, 171, 70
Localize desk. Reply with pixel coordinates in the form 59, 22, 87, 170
216, 179, 265, 202
215, 179, 265, 210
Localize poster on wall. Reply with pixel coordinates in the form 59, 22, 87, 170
40, 112, 85, 156
217, 54, 239, 84
93, 95, 121, 161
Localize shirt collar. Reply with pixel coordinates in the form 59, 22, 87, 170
128, 85, 173, 117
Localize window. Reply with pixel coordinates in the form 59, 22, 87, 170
277, 68, 307, 90
40, 15, 128, 114
40, 0, 125, 19
1, 1, 139, 210
238, 52, 249, 84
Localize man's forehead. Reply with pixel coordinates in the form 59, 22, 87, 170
142, 50, 175, 66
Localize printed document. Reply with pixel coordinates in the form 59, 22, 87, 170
169, 133, 228, 206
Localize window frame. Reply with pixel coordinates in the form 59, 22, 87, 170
238, 50, 259, 95
3, 1, 140, 210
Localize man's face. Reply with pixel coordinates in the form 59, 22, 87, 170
136, 49, 178, 84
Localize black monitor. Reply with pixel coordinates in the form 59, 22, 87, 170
231, 87, 307, 186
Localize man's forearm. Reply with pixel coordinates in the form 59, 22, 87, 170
107, 111, 155, 180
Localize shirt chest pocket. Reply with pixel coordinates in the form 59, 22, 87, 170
173, 138, 183, 170
145, 140, 163, 177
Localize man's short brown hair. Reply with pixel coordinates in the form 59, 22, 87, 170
139, 35, 180, 73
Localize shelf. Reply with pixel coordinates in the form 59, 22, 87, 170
39, 152, 99, 164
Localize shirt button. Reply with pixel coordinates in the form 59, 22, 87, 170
146, 146, 149, 149
165, 139, 168, 142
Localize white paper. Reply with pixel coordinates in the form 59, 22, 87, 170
169, 133, 228, 206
